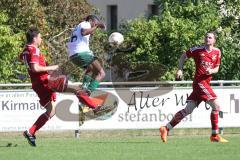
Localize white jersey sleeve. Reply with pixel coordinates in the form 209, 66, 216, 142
67, 21, 92, 57
80, 21, 91, 30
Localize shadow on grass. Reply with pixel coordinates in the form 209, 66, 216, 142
0, 142, 18, 147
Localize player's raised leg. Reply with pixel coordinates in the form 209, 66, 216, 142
85, 60, 105, 95
47, 73, 107, 113
81, 66, 94, 92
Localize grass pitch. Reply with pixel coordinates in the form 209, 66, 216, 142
0, 130, 239, 160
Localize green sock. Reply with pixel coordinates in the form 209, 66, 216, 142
88, 79, 100, 92
82, 75, 92, 90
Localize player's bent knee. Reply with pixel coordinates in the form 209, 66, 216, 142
211, 103, 220, 111
95, 69, 105, 80
208, 100, 221, 111
100, 69, 106, 78
184, 101, 197, 115
212, 105, 220, 111
45, 102, 56, 118
48, 75, 68, 92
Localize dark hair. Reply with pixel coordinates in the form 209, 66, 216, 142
26, 27, 40, 43
85, 15, 100, 22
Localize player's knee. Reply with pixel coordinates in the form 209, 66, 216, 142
208, 100, 221, 111
212, 105, 220, 111
46, 109, 55, 118
48, 75, 68, 92
45, 102, 56, 118
96, 69, 105, 79
100, 69, 106, 78
184, 101, 197, 115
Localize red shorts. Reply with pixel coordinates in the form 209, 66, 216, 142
32, 80, 56, 107
187, 81, 217, 105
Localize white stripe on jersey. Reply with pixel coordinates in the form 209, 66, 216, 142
28, 45, 40, 56
33, 48, 40, 56
198, 83, 213, 100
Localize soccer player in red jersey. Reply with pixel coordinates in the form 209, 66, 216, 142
160, 32, 228, 143
20, 27, 101, 147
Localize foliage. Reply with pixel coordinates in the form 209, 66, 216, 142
0, 0, 240, 83
0, 12, 25, 83
0, 0, 94, 83
119, 0, 240, 80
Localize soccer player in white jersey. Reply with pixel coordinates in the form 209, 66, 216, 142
67, 15, 106, 96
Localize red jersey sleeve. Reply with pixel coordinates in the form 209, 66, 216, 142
216, 51, 221, 66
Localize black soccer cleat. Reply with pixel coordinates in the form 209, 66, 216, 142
23, 130, 36, 147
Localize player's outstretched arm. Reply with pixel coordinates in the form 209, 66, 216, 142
81, 26, 98, 36
81, 22, 106, 36
30, 63, 59, 73
176, 53, 188, 80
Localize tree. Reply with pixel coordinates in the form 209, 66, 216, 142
116, 0, 240, 80
0, 12, 25, 83
215, 0, 240, 80
0, 0, 97, 83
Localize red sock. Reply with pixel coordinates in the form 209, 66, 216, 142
211, 110, 219, 135
29, 113, 50, 135
169, 109, 186, 129
76, 91, 97, 109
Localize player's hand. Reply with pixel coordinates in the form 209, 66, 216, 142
48, 65, 60, 77
51, 65, 59, 71
205, 68, 212, 75
175, 69, 183, 81
97, 22, 106, 30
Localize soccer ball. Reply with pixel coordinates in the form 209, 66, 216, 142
108, 32, 124, 46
